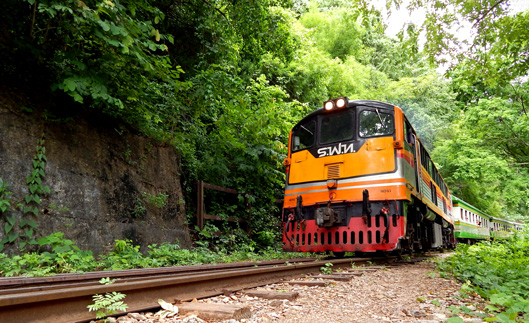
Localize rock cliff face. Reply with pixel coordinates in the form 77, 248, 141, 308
0, 88, 191, 255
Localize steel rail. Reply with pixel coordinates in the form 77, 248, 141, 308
0, 257, 378, 323
0, 257, 316, 289
0, 262, 318, 296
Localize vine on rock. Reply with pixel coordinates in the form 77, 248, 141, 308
0, 179, 11, 213
20, 138, 50, 249
0, 138, 49, 251
0, 179, 15, 250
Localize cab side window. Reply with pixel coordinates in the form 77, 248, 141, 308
292, 121, 316, 152
405, 120, 415, 145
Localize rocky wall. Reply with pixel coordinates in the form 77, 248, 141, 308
0, 88, 191, 255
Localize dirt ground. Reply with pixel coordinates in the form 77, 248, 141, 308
110, 255, 491, 323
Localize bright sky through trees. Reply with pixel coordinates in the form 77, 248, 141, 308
376, 0, 529, 38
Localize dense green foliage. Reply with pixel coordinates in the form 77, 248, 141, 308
437, 233, 529, 322
0, 0, 527, 250
403, 0, 529, 219
0, 233, 309, 276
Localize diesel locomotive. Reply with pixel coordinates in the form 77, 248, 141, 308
281, 98, 456, 255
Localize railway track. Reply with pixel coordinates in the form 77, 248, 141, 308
0, 256, 403, 323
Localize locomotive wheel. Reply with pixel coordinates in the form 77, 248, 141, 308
392, 247, 403, 260
397, 249, 403, 260
333, 251, 346, 258
375, 250, 391, 258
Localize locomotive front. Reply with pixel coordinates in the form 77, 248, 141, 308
282, 98, 416, 253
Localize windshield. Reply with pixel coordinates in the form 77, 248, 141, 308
320, 110, 355, 144
358, 109, 394, 137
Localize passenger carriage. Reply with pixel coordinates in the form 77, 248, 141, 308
452, 196, 491, 243
490, 217, 523, 240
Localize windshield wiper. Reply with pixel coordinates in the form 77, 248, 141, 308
376, 108, 385, 127
301, 125, 313, 135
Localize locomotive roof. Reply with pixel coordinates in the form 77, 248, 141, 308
294, 99, 397, 128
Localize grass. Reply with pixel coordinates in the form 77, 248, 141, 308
0, 232, 312, 277
436, 231, 529, 322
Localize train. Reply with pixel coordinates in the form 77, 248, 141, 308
281, 97, 523, 255
452, 196, 524, 243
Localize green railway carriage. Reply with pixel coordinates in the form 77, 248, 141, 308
490, 216, 523, 240
452, 196, 524, 242
452, 196, 491, 242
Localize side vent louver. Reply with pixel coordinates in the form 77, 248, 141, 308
327, 164, 341, 178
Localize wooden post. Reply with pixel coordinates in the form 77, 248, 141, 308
245, 193, 251, 234
196, 180, 251, 231
197, 180, 204, 230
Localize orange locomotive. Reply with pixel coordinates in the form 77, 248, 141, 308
282, 98, 455, 254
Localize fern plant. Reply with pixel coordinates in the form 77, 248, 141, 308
320, 262, 333, 274
87, 277, 128, 321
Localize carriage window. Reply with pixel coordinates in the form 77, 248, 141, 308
320, 110, 354, 144
292, 120, 316, 152
431, 182, 437, 205
359, 109, 394, 137
421, 146, 432, 174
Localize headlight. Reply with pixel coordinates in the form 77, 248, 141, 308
323, 97, 349, 111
